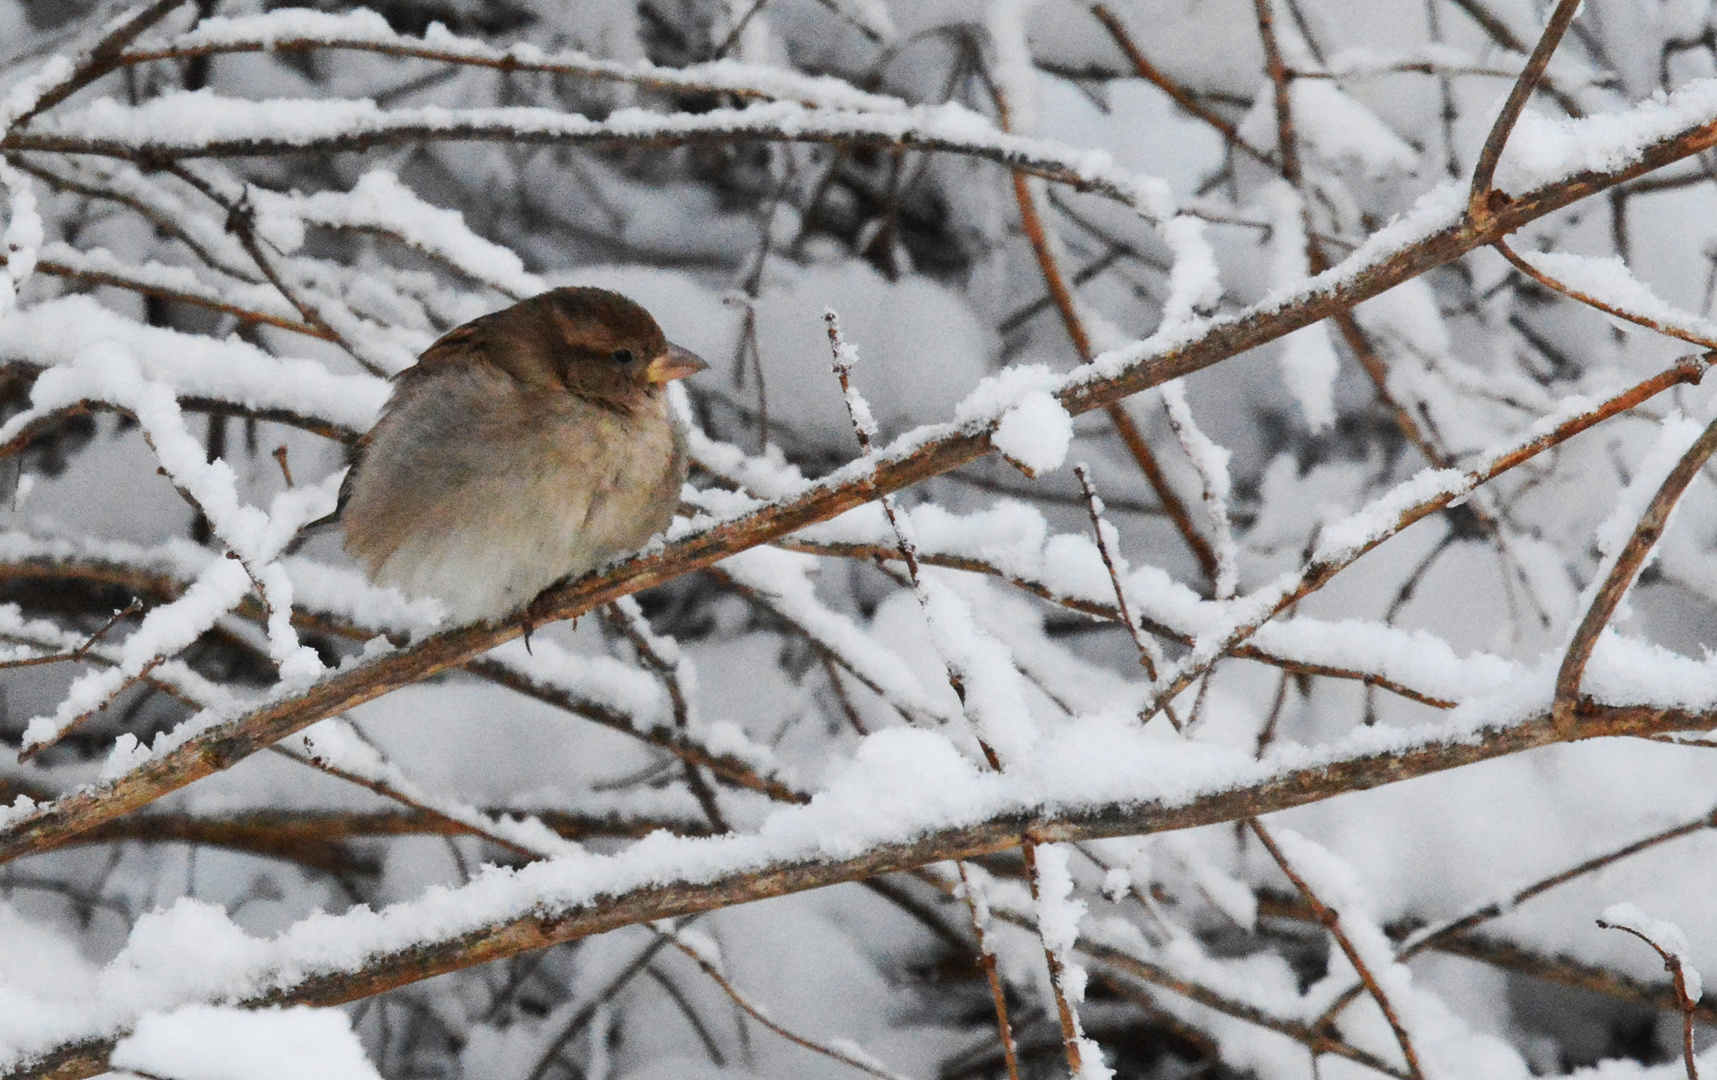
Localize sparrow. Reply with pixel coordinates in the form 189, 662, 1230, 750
340, 286, 708, 624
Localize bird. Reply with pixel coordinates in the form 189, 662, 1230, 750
339, 286, 708, 624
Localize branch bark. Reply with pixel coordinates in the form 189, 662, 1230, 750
12, 696, 1715, 1080
5, 124, 1717, 868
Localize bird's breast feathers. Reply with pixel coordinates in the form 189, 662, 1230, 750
344, 365, 685, 622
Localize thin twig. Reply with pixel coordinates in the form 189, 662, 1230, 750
271, 445, 294, 488
282, 731, 545, 861
1252, 0, 1302, 186
1142, 355, 1710, 717
0, 598, 144, 672
1495, 239, 1717, 350
936, 866, 1414, 1079
658, 926, 920, 1080
990, 75, 1219, 585
830, 308, 1077, 1074
602, 600, 729, 833
1073, 463, 1182, 730
1249, 820, 1425, 1080
1468, 0, 1585, 228
1020, 837, 1094, 1078
1596, 918, 1702, 1080
8, 0, 190, 129
1317, 802, 1717, 1029
1553, 409, 1717, 732
1445, 0, 1584, 116
1089, 4, 1271, 165
524, 935, 671, 1080
956, 862, 1024, 1080
27, 256, 330, 338
204, 179, 388, 378
775, 537, 1460, 709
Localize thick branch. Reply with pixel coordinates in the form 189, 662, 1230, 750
13, 698, 1715, 1080
3, 120, 1717, 869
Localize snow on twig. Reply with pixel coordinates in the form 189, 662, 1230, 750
719, 547, 959, 726
293, 716, 584, 860
13, 342, 337, 754
247, 170, 546, 301
1599, 903, 1706, 1080
18, 94, 1182, 219
153, 7, 915, 113
0, 162, 42, 319
1158, 382, 1238, 600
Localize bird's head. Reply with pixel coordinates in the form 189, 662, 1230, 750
452, 286, 708, 413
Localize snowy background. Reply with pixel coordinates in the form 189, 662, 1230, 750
4, 0, 1717, 1078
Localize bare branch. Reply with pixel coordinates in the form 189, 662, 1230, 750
1554, 412, 1717, 733
1468, 0, 1585, 228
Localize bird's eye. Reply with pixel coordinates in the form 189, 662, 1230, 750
611, 348, 635, 365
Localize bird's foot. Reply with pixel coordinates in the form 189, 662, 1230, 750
521, 591, 562, 654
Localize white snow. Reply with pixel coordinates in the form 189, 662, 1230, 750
1510, 248, 1717, 345
1289, 79, 1418, 177
990, 390, 1073, 478
1262, 182, 1339, 431
111, 1005, 383, 1080
1599, 902, 1704, 1004
1496, 78, 1717, 194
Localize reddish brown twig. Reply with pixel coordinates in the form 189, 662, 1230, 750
1553, 409, 1717, 733
1468, 0, 1585, 229
602, 600, 729, 833
1596, 916, 1703, 1080
0, 598, 142, 672
1445, 0, 1584, 116
524, 935, 672, 1080
1073, 463, 1160, 679
271, 445, 294, 488
1020, 837, 1095, 1078
188, 174, 389, 379
1252, 0, 1302, 186
0, 392, 360, 457
830, 307, 1031, 1073
1259, 890, 1717, 1029
7, 0, 189, 129
1073, 463, 1184, 730
1104, 406, 1222, 585
279, 740, 543, 861
992, 77, 1220, 586
1080, 940, 1410, 1078
1089, 4, 1270, 165
1143, 354, 1710, 715
775, 537, 1459, 709
657, 926, 919, 1080
1495, 238, 1717, 350
1317, 801, 1717, 1029
1251, 0, 1470, 529
27, 257, 331, 339
955, 862, 1023, 1080
943, 865, 1414, 1079
17, 657, 162, 762
1249, 820, 1424, 1080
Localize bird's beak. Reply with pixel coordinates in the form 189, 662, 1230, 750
645, 343, 709, 385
